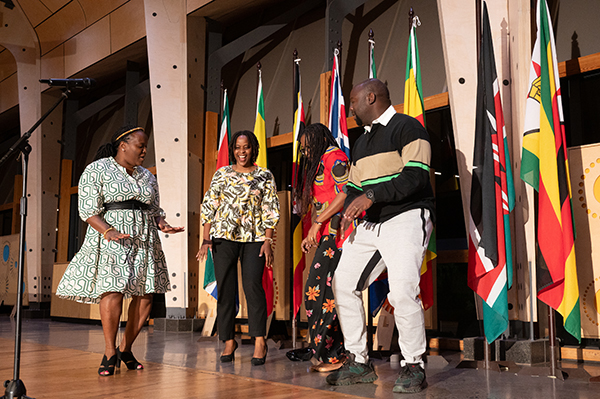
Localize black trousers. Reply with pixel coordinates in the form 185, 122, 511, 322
212, 238, 267, 341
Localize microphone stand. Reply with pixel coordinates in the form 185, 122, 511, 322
1, 88, 71, 399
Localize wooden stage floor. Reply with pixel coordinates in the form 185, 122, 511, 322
0, 338, 360, 399
1, 317, 600, 399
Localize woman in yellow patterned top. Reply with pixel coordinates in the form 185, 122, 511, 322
198, 130, 280, 366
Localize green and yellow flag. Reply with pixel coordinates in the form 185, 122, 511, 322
404, 15, 424, 126
404, 14, 435, 310
521, 0, 580, 341
254, 68, 267, 168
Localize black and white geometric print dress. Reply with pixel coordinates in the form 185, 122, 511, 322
56, 157, 170, 304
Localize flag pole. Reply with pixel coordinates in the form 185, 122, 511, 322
474, 0, 493, 372
291, 49, 298, 350
336, 40, 342, 76
368, 28, 375, 79
220, 80, 224, 120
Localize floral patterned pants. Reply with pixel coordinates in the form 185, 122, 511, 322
304, 235, 345, 364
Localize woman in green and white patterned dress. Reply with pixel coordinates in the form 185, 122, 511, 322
56, 125, 184, 376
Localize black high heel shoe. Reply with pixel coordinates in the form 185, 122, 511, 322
98, 354, 118, 376
251, 344, 268, 366
117, 347, 144, 370
220, 340, 238, 363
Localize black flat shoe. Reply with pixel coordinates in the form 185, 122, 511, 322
98, 354, 117, 376
251, 345, 268, 366
117, 347, 144, 370
286, 347, 313, 362
220, 340, 238, 363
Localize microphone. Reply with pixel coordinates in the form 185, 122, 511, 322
39, 78, 96, 88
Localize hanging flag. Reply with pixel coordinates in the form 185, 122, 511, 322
404, 12, 436, 311
292, 54, 308, 318
254, 67, 273, 316
419, 228, 436, 311
368, 31, 376, 79
216, 89, 231, 169
468, 2, 514, 344
203, 248, 218, 300
404, 15, 424, 126
254, 67, 268, 168
262, 242, 274, 317
328, 48, 350, 158
521, 0, 580, 341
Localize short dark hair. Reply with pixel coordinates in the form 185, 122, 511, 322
229, 130, 260, 165
361, 78, 390, 105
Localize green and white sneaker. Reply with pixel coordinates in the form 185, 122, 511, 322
393, 363, 427, 393
325, 353, 378, 386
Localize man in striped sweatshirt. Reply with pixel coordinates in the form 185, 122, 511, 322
326, 79, 434, 394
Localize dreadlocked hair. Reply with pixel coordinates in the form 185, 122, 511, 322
93, 124, 144, 161
229, 130, 260, 165
293, 123, 339, 216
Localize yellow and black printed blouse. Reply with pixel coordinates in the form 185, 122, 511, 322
201, 165, 280, 242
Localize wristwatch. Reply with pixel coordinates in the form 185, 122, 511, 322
365, 189, 375, 203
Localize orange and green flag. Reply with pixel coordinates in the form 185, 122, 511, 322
521, 0, 580, 341
254, 68, 268, 168
404, 13, 435, 310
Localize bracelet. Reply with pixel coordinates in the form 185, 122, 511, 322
264, 237, 274, 244
102, 227, 115, 240
314, 220, 323, 225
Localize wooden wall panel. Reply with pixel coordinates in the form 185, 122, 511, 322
40, 44, 65, 81
64, 17, 111, 77
35, 2, 86, 55
187, 0, 213, 14
568, 144, 600, 338
12, 175, 21, 235
56, 159, 72, 264
0, 49, 16, 81
202, 111, 219, 193
109, 0, 146, 53
17, 0, 52, 27
0, 73, 18, 113
79, 0, 128, 25
41, 0, 70, 13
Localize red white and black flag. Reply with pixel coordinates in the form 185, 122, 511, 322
467, 2, 514, 344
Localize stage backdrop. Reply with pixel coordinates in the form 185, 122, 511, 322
569, 143, 600, 338
0, 234, 28, 307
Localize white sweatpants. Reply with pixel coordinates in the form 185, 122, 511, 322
333, 208, 433, 365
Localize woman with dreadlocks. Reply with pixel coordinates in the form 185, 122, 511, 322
286, 123, 350, 372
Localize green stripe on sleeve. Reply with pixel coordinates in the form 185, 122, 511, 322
405, 161, 430, 171
362, 174, 400, 186
347, 182, 363, 191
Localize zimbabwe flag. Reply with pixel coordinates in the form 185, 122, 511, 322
521, 0, 580, 341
